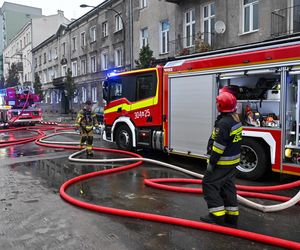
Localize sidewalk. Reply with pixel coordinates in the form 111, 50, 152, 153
41, 112, 75, 124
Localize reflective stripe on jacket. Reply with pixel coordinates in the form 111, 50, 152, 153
207, 112, 242, 167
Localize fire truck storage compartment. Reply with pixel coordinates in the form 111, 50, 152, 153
168, 73, 216, 156
284, 72, 300, 164
219, 68, 281, 128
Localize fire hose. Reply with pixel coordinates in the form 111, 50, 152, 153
35, 131, 300, 249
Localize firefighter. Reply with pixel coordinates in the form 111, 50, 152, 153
75, 100, 99, 157
200, 90, 242, 227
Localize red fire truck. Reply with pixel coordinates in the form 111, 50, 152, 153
103, 37, 300, 180
0, 86, 42, 126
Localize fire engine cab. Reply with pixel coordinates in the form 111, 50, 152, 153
0, 86, 42, 126
103, 37, 300, 180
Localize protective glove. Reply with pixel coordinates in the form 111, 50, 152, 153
207, 163, 215, 173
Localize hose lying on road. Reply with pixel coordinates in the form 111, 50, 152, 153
33, 131, 300, 249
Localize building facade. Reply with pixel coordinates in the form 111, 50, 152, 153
0, 2, 42, 77
3, 11, 69, 86
31, 0, 300, 115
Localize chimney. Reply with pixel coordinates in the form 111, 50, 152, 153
57, 10, 64, 16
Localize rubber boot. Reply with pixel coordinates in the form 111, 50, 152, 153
225, 214, 238, 228
200, 213, 225, 226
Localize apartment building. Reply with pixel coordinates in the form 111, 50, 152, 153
32, 0, 300, 114
3, 11, 69, 86
0, 2, 42, 77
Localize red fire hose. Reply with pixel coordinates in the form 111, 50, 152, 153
2, 127, 300, 249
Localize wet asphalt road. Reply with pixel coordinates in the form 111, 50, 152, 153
0, 131, 299, 250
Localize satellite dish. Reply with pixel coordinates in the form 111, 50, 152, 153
215, 21, 226, 34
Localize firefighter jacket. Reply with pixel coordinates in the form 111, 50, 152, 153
75, 109, 99, 132
207, 112, 242, 167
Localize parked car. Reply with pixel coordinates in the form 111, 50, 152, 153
93, 106, 104, 124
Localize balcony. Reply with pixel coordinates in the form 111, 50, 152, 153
167, 32, 216, 57
271, 5, 300, 37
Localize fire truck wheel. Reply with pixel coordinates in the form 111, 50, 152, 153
115, 125, 133, 151
237, 138, 269, 180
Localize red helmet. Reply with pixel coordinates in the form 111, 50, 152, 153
219, 86, 237, 97
216, 92, 237, 112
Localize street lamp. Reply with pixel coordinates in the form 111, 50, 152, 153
80, 3, 128, 69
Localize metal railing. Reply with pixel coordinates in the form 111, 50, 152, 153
167, 32, 216, 57
271, 5, 300, 37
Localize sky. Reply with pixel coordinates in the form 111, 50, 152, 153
0, 0, 105, 20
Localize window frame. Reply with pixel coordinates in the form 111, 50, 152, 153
160, 20, 170, 54
202, 2, 215, 45
80, 32, 86, 47
90, 26, 96, 42
115, 15, 123, 32
184, 9, 196, 48
101, 51, 108, 70
80, 59, 87, 75
102, 21, 108, 37
91, 55, 97, 73
140, 0, 147, 9
71, 61, 78, 77
243, 0, 259, 33
92, 87, 97, 102
114, 48, 123, 67
82, 87, 87, 103
140, 27, 149, 48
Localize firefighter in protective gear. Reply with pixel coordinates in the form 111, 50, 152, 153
201, 90, 242, 227
75, 100, 99, 156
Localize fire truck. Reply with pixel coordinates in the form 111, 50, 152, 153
0, 86, 42, 126
103, 37, 300, 180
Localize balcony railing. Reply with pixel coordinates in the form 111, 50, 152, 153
271, 5, 300, 37
167, 32, 216, 57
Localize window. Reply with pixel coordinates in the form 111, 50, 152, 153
43, 53, 47, 64
53, 47, 58, 59
62, 65, 67, 77
101, 51, 108, 70
136, 74, 156, 101
73, 93, 78, 103
62, 42, 66, 56
50, 91, 55, 104
91, 56, 97, 73
82, 87, 87, 103
114, 48, 123, 67
72, 37, 77, 51
80, 32, 86, 47
184, 9, 195, 47
102, 21, 108, 37
140, 27, 148, 48
72, 61, 78, 76
48, 67, 53, 80
92, 87, 97, 102
115, 15, 123, 32
56, 92, 60, 104
81, 59, 86, 75
243, 0, 259, 33
90, 26, 96, 42
160, 21, 170, 54
48, 49, 52, 61
34, 58, 37, 68
39, 56, 42, 66
140, 0, 147, 8
203, 2, 215, 45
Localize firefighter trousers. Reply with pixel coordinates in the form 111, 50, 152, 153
202, 166, 238, 218
80, 128, 94, 154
